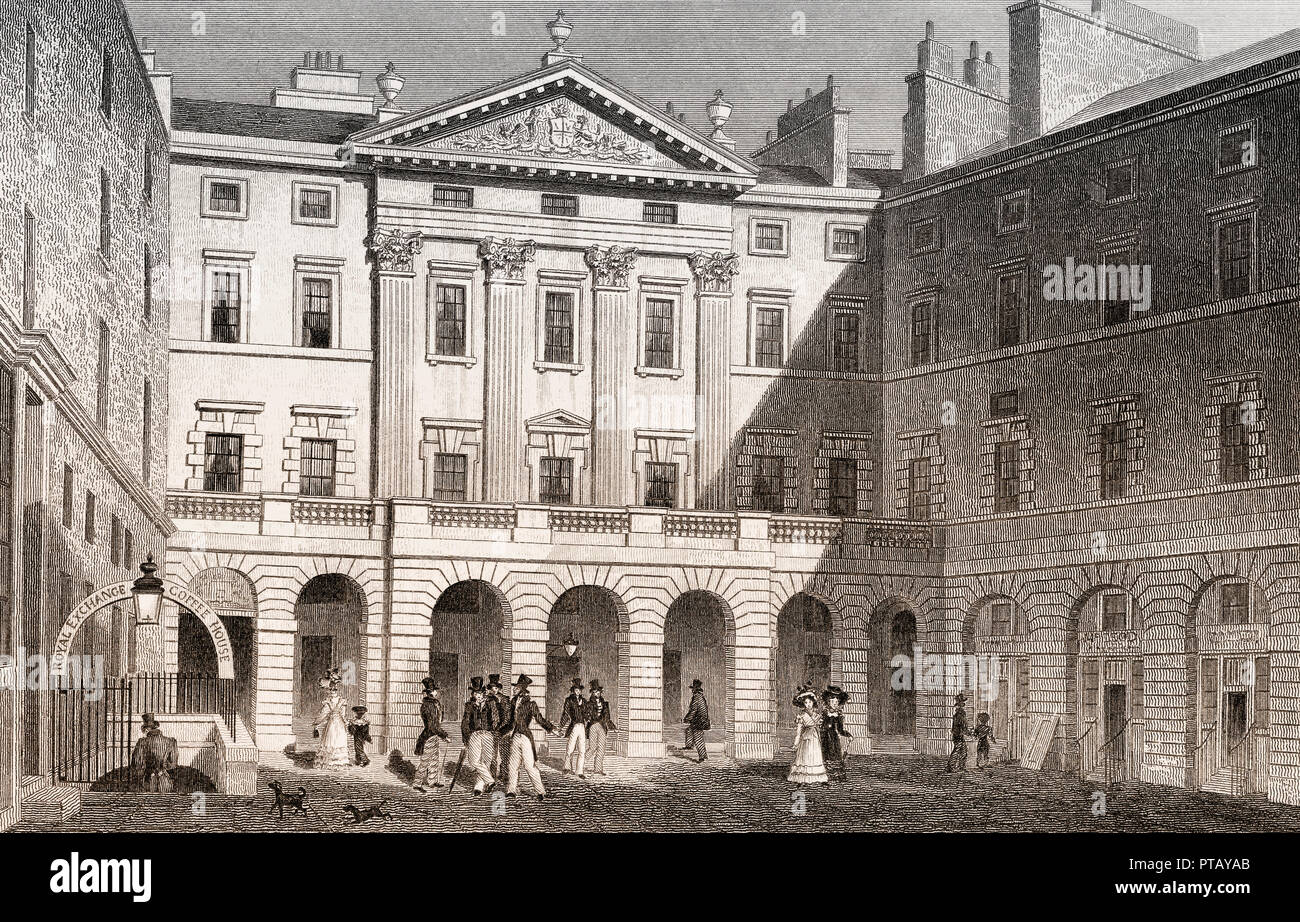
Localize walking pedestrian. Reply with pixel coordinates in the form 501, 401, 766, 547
348, 705, 372, 767
683, 679, 710, 762
461, 676, 499, 795
973, 712, 996, 769
819, 686, 852, 782
487, 674, 509, 781
560, 678, 588, 777
413, 678, 450, 792
498, 674, 557, 800
585, 679, 617, 776
788, 686, 828, 785
945, 693, 970, 773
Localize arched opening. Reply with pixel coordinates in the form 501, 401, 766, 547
293, 574, 366, 748
663, 590, 733, 756
1189, 577, 1269, 795
963, 596, 1029, 762
773, 593, 833, 751
869, 601, 918, 740
184, 568, 258, 732
1074, 586, 1143, 782
428, 581, 506, 705
545, 586, 624, 734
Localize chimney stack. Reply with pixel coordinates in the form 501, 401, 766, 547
138, 39, 172, 127
273, 50, 375, 114
753, 81, 850, 186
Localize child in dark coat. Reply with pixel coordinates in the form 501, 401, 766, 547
348, 705, 372, 766
973, 712, 995, 769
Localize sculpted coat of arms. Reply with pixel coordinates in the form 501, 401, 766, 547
445, 101, 656, 165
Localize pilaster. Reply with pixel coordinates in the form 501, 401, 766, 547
688, 251, 740, 511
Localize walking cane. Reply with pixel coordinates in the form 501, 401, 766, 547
447, 745, 468, 795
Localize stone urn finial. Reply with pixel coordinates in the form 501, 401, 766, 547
705, 90, 734, 147
548, 9, 574, 49
376, 61, 406, 107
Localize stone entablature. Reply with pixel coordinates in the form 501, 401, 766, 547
1079, 629, 1141, 657
1197, 622, 1269, 654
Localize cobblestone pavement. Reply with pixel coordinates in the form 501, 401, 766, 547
14, 749, 1300, 833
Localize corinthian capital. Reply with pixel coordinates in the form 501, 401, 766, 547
478, 237, 537, 282
584, 245, 640, 289
367, 227, 424, 273
688, 250, 740, 295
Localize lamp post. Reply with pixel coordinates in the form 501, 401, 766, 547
131, 554, 165, 626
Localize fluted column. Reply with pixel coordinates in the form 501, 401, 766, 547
689, 251, 740, 510
480, 237, 537, 502
369, 227, 424, 498
586, 245, 639, 507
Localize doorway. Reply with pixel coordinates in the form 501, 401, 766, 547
886, 610, 917, 735
1223, 690, 1249, 755
297, 635, 332, 739
1104, 683, 1128, 759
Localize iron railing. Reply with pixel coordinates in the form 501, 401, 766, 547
1098, 718, 1130, 786
1224, 723, 1257, 797
1194, 723, 1218, 788
1077, 720, 1098, 779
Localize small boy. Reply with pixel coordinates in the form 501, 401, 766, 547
973, 712, 995, 769
348, 705, 372, 766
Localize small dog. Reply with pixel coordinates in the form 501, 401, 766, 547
343, 800, 391, 825
268, 781, 309, 821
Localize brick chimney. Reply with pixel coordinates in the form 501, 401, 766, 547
271, 51, 375, 114
901, 22, 1008, 182
1008, 0, 1200, 142
137, 40, 172, 128
751, 75, 849, 187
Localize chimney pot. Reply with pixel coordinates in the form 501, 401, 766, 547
678, 112, 686, 123
827, 75, 834, 88
925, 20, 935, 40
786, 99, 793, 111
336, 54, 344, 70
805, 87, 811, 99
986, 51, 993, 64
766, 129, 775, 143
1093, 0, 1104, 12
304, 52, 313, 67
666, 101, 674, 114
970, 41, 979, 59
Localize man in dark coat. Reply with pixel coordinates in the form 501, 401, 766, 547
130, 713, 178, 792
819, 686, 852, 782
683, 679, 710, 762
348, 705, 372, 767
498, 674, 557, 799
461, 676, 498, 794
486, 674, 509, 781
559, 678, 588, 777
946, 693, 970, 773
585, 679, 617, 776
413, 678, 450, 792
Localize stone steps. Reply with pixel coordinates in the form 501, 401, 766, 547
20, 776, 82, 824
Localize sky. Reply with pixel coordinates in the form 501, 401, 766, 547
121, 0, 1300, 157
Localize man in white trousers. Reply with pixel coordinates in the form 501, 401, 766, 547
559, 678, 588, 777
460, 676, 499, 795
498, 674, 557, 800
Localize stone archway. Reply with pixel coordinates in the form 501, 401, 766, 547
292, 574, 367, 748
428, 580, 508, 703
185, 567, 258, 733
663, 590, 735, 758
867, 597, 920, 740
545, 586, 627, 753
772, 593, 833, 752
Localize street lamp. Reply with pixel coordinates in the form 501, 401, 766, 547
563, 633, 579, 658
132, 554, 165, 625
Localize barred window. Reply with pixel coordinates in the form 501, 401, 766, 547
1216, 217, 1253, 299
831, 227, 862, 257
1104, 161, 1134, 202
828, 458, 857, 516
541, 193, 578, 217
110, 514, 122, 567
299, 438, 337, 497
645, 462, 678, 508
831, 311, 860, 373
435, 285, 467, 356
1219, 402, 1249, 484
298, 188, 333, 221
995, 271, 1024, 347
301, 278, 333, 348
203, 434, 243, 493
208, 181, 242, 214
1220, 582, 1250, 625
1101, 593, 1128, 632
753, 222, 785, 253
752, 455, 784, 513
910, 300, 933, 366
62, 464, 73, 529
754, 307, 784, 368
908, 457, 931, 521
1218, 126, 1255, 172
539, 457, 573, 505
991, 601, 1014, 635
643, 202, 677, 225
543, 292, 575, 364
990, 390, 1018, 419
430, 453, 468, 503
210, 271, 241, 343
994, 440, 1020, 513
431, 186, 473, 208
1102, 248, 1134, 326
1100, 420, 1128, 500
998, 192, 1027, 232
644, 298, 674, 369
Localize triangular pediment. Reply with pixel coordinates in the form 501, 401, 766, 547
526, 408, 591, 433
347, 62, 757, 188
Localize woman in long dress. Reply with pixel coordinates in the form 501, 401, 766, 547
313, 676, 352, 769
788, 687, 829, 785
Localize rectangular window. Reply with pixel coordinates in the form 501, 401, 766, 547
1082, 659, 1100, 722
908, 217, 941, 255
831, 311, 860, 373
995, 271, 1024, 347
1255, 657, 1270, 729
539, 457, 573, 505
543, 291, 575, 364
144, 148, 153, 203
62, 463, 73, 529
831, 227, 862, 257
1101, 593, 1128, 632
541, 193, 579, 217
1219, 402, 1248, 484
110, 515, 122, 567
1101, 247, 1134, 326
25, 23, 36, 117
96, 320, 110, 429
0, 368, 11, 651
22, 208, 36, 328
143, 247, 153, 323
752, 455, 785, 513
828, 458, 857, 516
1217, 124, 1256, 173
991, 601, 1013, 635
990, 390, 1018, 419
208, 180, 242, 214
99, 169, 111, 258
643, 298, 674, 369
910, 300, 933, 366
754, 307, 784, 368
298, 188, 333, 221
431, 185, 473, 209
1103, 160, 1136, 203
908, 457, 931, 521
644, 462, 678, 509
100, 47, 113, 119
1221, 582, 1249, 625
643, 202, 677, 225
84, 491, 96, 544
998, 191, 1028, 233
1216, 216, 1253, 299
301, 277, 333, 348
434, 285, 467, 356
142, 377, 152, 484
752, 221, 785, 254
430, 453, 468, 503
299, 439, 337, 497
203, 434, 243, 493
211, 271, 241, 343
1100, 420, 1128, 500
994, 440, 1020, 513
123, 529, 133, 569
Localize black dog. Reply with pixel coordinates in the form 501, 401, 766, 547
343, 800, 391, 825
268, 781, 309, 821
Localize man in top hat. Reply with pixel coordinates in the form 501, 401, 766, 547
819, 686, 852, 782
413, 678, 450, 792
559, 678, 588, 777
486, 674, 509, 781
130, 713, 178, 793
348, 705, 373, 767
683, 679, 711, 763
497, 674, 557, 799
946, 693, 970, 773
584, 679, 617, 776
461, 676, 499, 795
